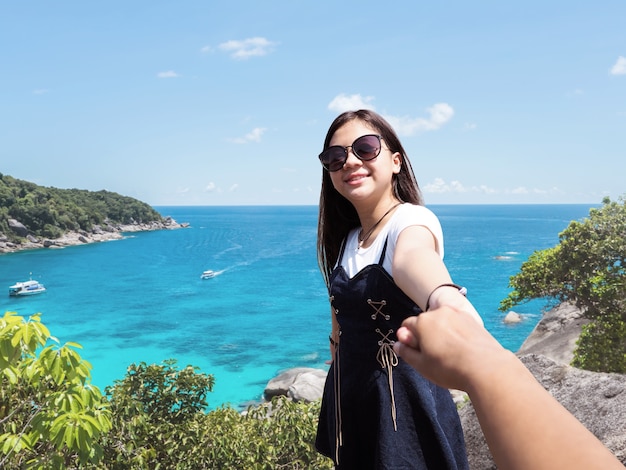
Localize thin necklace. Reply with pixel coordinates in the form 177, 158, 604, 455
358, 202, 402, 247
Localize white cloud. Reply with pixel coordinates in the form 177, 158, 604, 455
423, 178, 496, 195
510, 186, 562, 196
218, 37, 277, 60
200, 45, 213, 53
463, 122, 478, 131
157, 70, 180, 78
423, 178, 464, 194
205, 182, 216, 192
327, 95, 454, 136
328, 93, 376, 113
610, 56, 626, 75
228, 127, 267, 144
385, 103, 454, 136
477, 184, 497, 194
229, 184, 239, 192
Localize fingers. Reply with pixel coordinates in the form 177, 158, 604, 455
394, 340, 424, 371
395, 324, 419, 349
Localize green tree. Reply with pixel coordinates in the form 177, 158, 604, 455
500, 196, 626, 373
102, 360, 216, 468
0, 174, 165, 243
0, 311, 111, 469
101, 360, 333, 469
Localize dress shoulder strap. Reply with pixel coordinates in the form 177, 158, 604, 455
337, 238, 348, 266
378, 237, 389, 265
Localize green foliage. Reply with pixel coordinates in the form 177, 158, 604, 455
101, 360, 216, 468
572, 313, 626, 373
0, 304, 330, 468
0, 311, 111, 469
200, 398, 333, 470
500, 196, 626, 373
499, 245, 564, 312
106, 360, 214, 423
0, 174, 164, 242
101, 360, 331, 469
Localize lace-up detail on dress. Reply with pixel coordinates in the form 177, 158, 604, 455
376, 328, 399, 430
368, 299, 390, 320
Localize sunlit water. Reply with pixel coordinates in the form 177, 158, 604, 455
0, 204, 595, 409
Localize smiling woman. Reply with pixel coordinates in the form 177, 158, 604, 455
314, 109, 482, 469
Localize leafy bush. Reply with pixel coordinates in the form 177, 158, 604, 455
101, 360, 332, 469
0, 312, 111, 469
101, 360, 216, 468
500, 196, 626, 373
200, 399, 332, 469
573, 313, 626, 373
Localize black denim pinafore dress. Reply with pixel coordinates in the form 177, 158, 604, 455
315, 239, 469, 470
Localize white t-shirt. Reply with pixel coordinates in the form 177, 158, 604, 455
340, 203, 444, 278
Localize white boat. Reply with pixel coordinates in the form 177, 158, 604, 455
9, 279, 47, 296
200, 270, 216, 279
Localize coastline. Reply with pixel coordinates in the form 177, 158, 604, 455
0, 217, 187, 254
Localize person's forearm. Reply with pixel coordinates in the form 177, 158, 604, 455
467, 351, 622, 470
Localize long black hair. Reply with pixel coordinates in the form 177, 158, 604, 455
317, 109, 424, 288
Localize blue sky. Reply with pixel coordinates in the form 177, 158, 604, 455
1, 1, 624, 206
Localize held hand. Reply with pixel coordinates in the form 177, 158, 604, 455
326, 336, 338, 365
393, 306, 507, 392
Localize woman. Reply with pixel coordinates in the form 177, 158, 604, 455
314, 109, 482, 469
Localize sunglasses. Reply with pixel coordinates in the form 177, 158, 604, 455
318, 134, 383, 172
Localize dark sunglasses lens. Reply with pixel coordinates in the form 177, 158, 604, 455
353, 135, 381, 160
320, 147, 347, 171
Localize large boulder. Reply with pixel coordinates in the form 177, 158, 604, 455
459, 354, 626, 468
459, 303, 625, 468
8, 219, 29, 237
264, 367, 327, 403
517, 302, 589, 364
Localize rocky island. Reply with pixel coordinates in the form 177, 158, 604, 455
0, 173, 187, 254
1, 215, 186, 254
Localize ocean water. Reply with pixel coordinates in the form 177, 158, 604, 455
1, 204, 595, 410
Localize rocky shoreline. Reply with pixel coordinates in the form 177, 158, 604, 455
0, 217, 188, 254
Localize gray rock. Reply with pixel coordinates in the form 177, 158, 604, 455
264, 367, 327, 403
503, 311, 522, 323
287, 370, 327, 402
0, 219, 186, 254
459, 354, 626, 468
459, 303, 625, 468
517, 302, 589, 364
8, 219, 29, 237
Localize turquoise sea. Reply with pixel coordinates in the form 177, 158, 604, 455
1, 204, 595, 410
